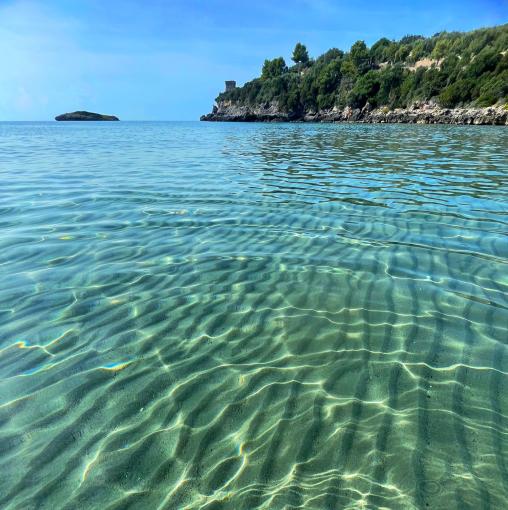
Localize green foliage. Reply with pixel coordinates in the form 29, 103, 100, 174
400, 35, 424, 45
395, 45, 411, 63
376, 65, 405, 106
316, 48, 344, 64
431, 39, 450, 59
477, 70, 508, 105
340, 58, 357, 79
370, 38, 392, 63
217, 24, 508, 112
350, 40, 371, 72
292, 43, 309, 64
439, 79, 476, 107
349, 71, 380, 107
261, 57, 287, 80
465, 47, 500, 78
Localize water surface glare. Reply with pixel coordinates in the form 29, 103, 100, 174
0, 121, 507, 509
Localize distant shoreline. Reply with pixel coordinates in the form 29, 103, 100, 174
201, 103, 508, 125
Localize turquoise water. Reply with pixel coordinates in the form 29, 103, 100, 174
0, 121, 507, 509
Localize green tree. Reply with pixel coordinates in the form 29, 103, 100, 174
409, 40, 426, 63
400, 72, 417, 105
394, 44, 411, 62
376, 65, 405, 106
340, 58, 358, 79
317, 48, 344, 64
285, 88, 301, 112
261, 57, 288, 79
438, 79, 475, 107
419, 68, 447, 100
465, 47, 500, 78
477, 71, 508, 106
400, 34, 424, 44
292, 43, 309, 64
350, 40, 370, 71
348, 71, 380, 108
431, 39, 450, 59
370, 37, 392, 63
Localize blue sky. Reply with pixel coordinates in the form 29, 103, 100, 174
0, 0, 506, 120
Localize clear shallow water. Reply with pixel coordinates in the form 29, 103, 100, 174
0, 121, 507, 510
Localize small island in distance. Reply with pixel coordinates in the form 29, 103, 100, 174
55, 111, 119, 121
202, 24, 508, 124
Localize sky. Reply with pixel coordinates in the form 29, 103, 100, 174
0, 0, 507, 120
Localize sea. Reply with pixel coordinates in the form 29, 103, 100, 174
0, 121, 507, 509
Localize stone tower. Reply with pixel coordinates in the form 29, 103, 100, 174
225, 80, 236, 92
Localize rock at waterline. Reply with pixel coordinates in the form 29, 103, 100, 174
55, 111, 119, 121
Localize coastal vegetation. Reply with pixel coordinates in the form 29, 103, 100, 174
217, 24, 508, 113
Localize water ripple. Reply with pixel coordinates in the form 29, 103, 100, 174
0, 121, 507, 509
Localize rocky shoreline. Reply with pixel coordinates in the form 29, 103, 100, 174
201, 101, 508, 125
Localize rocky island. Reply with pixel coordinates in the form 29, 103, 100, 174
201, 24, 508, 125
55, 111, 119, 121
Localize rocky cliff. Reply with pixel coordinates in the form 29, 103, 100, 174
201, 101, 294, 122
201, 101, 508, 125
55, 111, 119, 121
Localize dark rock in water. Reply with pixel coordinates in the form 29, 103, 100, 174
55, 111, 119, 121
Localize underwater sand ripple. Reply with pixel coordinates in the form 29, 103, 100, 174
0, 122, 507, 509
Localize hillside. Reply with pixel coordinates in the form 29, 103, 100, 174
202, 24, 508, 123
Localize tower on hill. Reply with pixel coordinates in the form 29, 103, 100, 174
225, 81, 236, 92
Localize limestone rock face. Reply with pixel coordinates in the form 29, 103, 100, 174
201, 102, 508, 125
55, 111, 119, 121
200, 101, 295, 122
